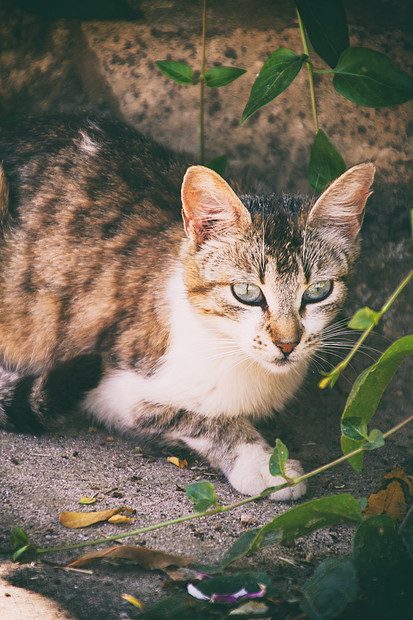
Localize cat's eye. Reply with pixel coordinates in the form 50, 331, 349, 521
231, 283, 265, 306
302, 280, 333, 303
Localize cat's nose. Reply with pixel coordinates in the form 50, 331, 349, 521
276, 342, 298, 356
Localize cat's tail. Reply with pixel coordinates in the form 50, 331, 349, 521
0, 354, 103, 432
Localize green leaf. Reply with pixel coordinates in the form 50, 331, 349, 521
186, 481, 217, 512
155, 61, 195, 84
207, 155, 227, 176
341, 335, 413, 471
221, 494, 362, 567
308, 129, 346, 193
400, 506, 413, 555
300, 557, 358, 620
333, 47, 413, 107
204, 66, 246, 88
294, 0, 349, 69
341, 417, 368, 441
10, 526, 28, 550
12, 545, 33, 562
353, 515, 412, 614
269, 439, 289, 476
363, 428, 385, 450
348, 306, 380, 330
242, 48, 307, 123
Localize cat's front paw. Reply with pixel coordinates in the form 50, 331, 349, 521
226, 444, 306, 501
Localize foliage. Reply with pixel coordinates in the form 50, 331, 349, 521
156, 0, 413, 191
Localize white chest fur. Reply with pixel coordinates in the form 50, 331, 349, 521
83, 264, 307, 431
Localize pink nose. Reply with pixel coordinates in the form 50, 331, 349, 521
276, 342, 297, 355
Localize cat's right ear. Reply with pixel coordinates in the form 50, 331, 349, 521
181, 166, 251, 245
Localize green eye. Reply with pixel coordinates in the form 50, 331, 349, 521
303, 280, 333, 303
231, 283, 265, 306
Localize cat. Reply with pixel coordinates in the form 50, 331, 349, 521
0, 117, 374, 500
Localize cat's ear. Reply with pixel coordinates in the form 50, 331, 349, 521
307, 163, 375, 241
181, 165, 251, 244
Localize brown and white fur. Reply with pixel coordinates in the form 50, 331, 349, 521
0, 117, 374, 500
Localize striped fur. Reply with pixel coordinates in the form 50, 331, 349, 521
0, 117, 374, 499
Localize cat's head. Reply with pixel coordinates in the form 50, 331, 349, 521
181, 163, 374, 373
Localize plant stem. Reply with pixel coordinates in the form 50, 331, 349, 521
297, 9, 318, 134
200, 0, 207, 164
320, 269, 413, 388
25, 414, 413, 558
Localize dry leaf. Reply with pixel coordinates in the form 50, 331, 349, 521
122, 593, 144, 609
66, 545, 196, 569
167, 456, 188, 468
59, 507, 134, 529
107, 515, 135, 525
78, 497, 97, 505
363, 467, 413, 521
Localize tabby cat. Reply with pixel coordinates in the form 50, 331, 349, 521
0, 117, 374, 500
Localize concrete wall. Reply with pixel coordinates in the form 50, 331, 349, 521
1, 0, 412, 192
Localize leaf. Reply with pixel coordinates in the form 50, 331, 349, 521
308, 129, 346, 193
400, 504, 413, 555
341, 417, 368, 441
59, 506, 134, 528
294, 0, 349, 68
269, 439, 289, 476
107, 514, 135, 524
155, 61, 195, 85
186, 481, 217, 512
221, 494, 362, 567
363, 428, 385, 450
207, 155, 227, 176
66, 545, 196, 569
363, 467, 413, 522
341, 335, 413, 472
122, 593, 144, 609
10, 526, 28, 550
333, 47, 413, 107
300, 557, 358, 619
78, 496, 97, 505
242, 48, 307, 123
204, 66, 246, 88
353, 515, 412, 613
348, 306, 380, 330
167, 456, 188, 468
12, 545, 33, 562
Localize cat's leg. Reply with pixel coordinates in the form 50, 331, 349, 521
0, 354, 103, 432
170, 415, 306, 501
124, 405, 306, 501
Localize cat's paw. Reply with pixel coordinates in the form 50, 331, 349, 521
226, 443, 306, 501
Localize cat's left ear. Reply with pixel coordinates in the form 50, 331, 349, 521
307, 163, 375, 242
181, 165, 251, 245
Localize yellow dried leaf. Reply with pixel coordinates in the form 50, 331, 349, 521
167, 456, 188, 468
78, 497, 97, 505
363, 467, 413, 521
107, 515, 135, 524
59, 507, 134, 529
121, 594, 144, 609
66, 545, 196, 569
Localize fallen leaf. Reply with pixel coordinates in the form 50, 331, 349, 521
59, 507, 134, 529
122, 593, 144, 609
108, 515, 135, 525
66, 545, 196, 569
78, 497, 97, 505
167, 456, 188, 468
363, 467, 413, 521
